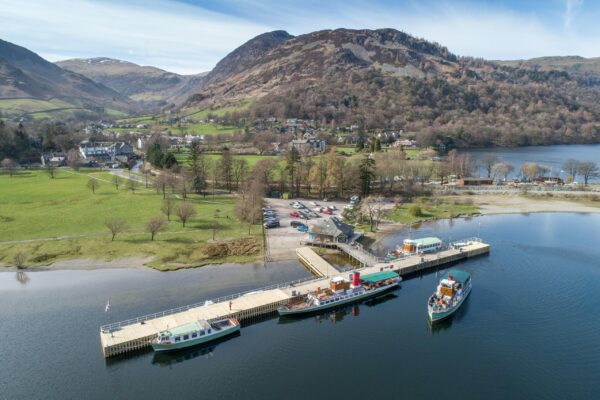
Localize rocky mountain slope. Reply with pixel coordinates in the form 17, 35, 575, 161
56, 57, 206, 104
0, 39, 129, 111
184, 28, 600, 147
497, 56, 600, 85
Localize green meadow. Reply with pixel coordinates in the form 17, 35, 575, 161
0, 170, 262, 270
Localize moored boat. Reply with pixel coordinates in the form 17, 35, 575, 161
402, 237, 442, 254
278, 271, 401, 316
151, 317, 241, 352
428, 270, 471, 323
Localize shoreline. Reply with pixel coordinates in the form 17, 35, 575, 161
2, 196, 599, 272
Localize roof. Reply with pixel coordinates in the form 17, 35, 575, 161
404, 237, 442, 246
361, 271, 398, 284
310, 217, 354, 238
441, 269, 471, 284
159, 320, 210, 337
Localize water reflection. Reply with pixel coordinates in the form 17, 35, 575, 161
151, 332, 241, 367
15, 271, 30, 285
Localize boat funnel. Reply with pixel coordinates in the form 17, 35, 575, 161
352, 272, 360, 287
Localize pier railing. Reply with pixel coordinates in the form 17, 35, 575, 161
100, 275, 319, 333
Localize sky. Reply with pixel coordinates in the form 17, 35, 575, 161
0, 0, 599, 75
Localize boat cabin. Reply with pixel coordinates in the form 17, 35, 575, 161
157, 320, 212, 344
402, 237, 442, 254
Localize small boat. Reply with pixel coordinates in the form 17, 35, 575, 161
151, 318, 240, 352
278, 271, 401, 316
402, 237, 442, 254
428, 270, 471, 323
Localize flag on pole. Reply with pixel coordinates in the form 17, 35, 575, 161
105, 300, 110, 313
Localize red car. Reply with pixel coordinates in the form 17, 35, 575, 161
322, 208, 333, 215
289, 212, 300, 217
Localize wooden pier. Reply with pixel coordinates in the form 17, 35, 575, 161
100, 239, 489, 358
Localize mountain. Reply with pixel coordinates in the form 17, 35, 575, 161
496, 56, 600, 85
184, 28, 600, 147
55, 57, 207, 103
0, 39, 130, 117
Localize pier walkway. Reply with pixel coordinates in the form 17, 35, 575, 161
100, 239, 489, 358
296, 247, 339, 276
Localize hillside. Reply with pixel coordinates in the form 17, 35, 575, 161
184, 28, 600, 147
497, 56, 600, 85
56, 57, 207, 103
0, 39, 130, 118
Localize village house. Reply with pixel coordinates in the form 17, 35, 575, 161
40, 152, 67, 167
308, 217, 355, 243
290, 138, 327, 154
392, 139, 417, 148
79, 141, 134, 165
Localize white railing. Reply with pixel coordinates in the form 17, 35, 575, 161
100, 275, 318, 333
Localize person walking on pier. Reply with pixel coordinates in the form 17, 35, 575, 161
229, 301, 233, 311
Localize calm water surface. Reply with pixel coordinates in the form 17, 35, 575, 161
464, 144, 600, 179
2, 214, 600, 399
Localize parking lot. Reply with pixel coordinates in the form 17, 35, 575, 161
263, 198, 349, 260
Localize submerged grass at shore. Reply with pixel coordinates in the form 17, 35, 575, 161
0, 170, 262, 269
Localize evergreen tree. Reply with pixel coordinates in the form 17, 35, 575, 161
358, 155, 375, 197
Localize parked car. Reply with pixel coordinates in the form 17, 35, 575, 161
309, 201, 318, 206
264, 221, 280, 228
296, 225, 308, 232
350, 195, 360, 202
322, 208, 333, 215
292, 203, 304, 209
327, 205, 337, 211
312, 207, 322, 212
262, 207, 273, 212
289, 212, 300, 217
290, 221, 307, 228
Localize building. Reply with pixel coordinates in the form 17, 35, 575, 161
290, 138, 327, 154
40, 152, 66, 167
308, 217, 354, 243
457, 177, 494, 186
79, 141, 134, 164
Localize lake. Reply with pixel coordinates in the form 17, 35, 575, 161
2, 213, 600, 399
463, 144, 600, 179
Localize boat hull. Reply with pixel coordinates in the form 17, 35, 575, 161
151, 324, 240, 352
278, 281, 399, 316
428, 285, 471, 323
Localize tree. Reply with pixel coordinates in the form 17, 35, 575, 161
576, 161, 599, 185
161, 198, 174, 221
147, 217, 166, 240
175, 202, 196, 227
163, 152, 178, 169
480, 154, 499, 178
361, 195, 385, 232
13, 251, 26, 269
105, 219, 126, 241
219, 148, 234, 192
1, 158, 17, 177
358, 155, 375, 197
285, 146, 300, 196
189, 141, 208, 194
46, 165, 57, 179
112, 175, 120, 190
126, 176, 138, 193
140, 162, 152, 188
562, 159, 579, 182
236, 172, 264, 234
67, 148, 82, 170
491, 162, 514, 181
86, 178, 100, 194
520, 163, 539, 181
232, 158, 249, 190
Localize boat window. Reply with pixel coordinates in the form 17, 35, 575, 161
207, 329, 211, 334
191, 332, 198, 338
175, 337, 181, 342
199, 330, 204, 335
183, 334, 189, 340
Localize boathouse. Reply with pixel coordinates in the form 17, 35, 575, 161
308, 217, 354, 243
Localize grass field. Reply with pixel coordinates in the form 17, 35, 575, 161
0, 170, 262, 270
383, 197, 479, 224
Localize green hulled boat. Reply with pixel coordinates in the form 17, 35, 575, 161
278, 270, 401, 316
428, 270, 471, 323
151, 318, 240, 352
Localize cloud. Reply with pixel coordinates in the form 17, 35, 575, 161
0, 0, 270, 74
0, 0, 598, 74
564, 0, 583, 29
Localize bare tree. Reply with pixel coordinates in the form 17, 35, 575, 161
576, 161, 599, 185
46, 165, 57, 179
491, 162, 514, 181
520, 163, 539, 181
105, 219, 126, 241
175, 202, 196, 227
126, 176, 138, 193
13, 251, 26, 269
480, 154, 499, 178
67, 148, 82, 170
86, 178, 100, 194
562, 159, 579, 182
112, 175, 120, 190
147, 217, 166, 240
1, 158, 17, 177
161, 198, 175, 221
361, 195, 385, 232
